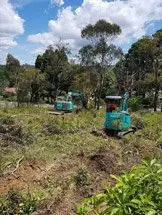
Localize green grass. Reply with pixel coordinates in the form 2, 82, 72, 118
0, 107, 106, 168
0, 106, 162, 214
0, 106, 162, 171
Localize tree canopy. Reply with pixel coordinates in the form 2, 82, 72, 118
0, 20, 161, 110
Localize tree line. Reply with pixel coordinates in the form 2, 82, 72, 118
0, 19, 162, 110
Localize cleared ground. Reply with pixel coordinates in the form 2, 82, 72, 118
0, 107, 162, 214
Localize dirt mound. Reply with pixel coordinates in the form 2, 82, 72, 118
0, 159, 43, 195
89, 148, 117, 174
0, 123, 22, 144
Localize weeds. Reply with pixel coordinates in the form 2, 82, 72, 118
77, 159, 162, 215
74, 166, 89, 188
131, 113, 146, 129
0, 189, 37, 215
0, 107, 162, 215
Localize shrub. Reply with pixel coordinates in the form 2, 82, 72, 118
0, 115, 23, 143
131, 113, 146, 129
142, 97, 153, 108
77, 160, 162, 215
0, 115, 34, 144
43, 123, 63, 135
129, 96, 142, 111
0, 115, 15, 125
0, 189, 37, 215
74, 166, 89, 188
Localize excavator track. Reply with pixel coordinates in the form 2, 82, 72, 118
92, 127, 137, 139
117, 127, 137, 139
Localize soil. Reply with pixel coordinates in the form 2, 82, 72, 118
0, 142, 158, 215
0, 159, 43, 195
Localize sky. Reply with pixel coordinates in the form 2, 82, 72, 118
0, 0, 162, 65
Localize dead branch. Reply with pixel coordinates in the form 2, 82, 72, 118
12, 156, 24, 174
0, 156, 24, 177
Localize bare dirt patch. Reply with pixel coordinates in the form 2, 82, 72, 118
88, 147, 120, 174
0, 142, 158, 215
0, 159, 43, 195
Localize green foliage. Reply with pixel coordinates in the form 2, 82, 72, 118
129, 96, 142, 111
139, 112, 162, 141
17, 68, 45, 104
2, 91, 17, 102
74, 166, 89, 188
0, 115, 15, 125
44, 123, 63, 135
0, 106, 162, 214
0, 65, 8, 95
80, 19, 122, 110
131, 113, 146, 129
6, 54, 21, 87
0, 189, 37, 215
77, 160, 162, 215
115, 30, 162, 111
0, 114, 34, 145
102, 68, 118, 98
142, 96, 154, 108
35, 45, 72, 102
81, 20, 121, 40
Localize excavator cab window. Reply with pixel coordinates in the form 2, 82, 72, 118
56, 96, 65, 101
105, 96, 122, 112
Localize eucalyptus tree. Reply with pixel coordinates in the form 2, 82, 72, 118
80, 19, 122, 109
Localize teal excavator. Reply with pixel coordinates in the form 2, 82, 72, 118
104, 92, 136, 137
54, 91, 84, 113
93, 92, 137, 138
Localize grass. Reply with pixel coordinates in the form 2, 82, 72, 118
0, 106, 162, 214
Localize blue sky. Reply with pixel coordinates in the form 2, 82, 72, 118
1, 0, 162, 64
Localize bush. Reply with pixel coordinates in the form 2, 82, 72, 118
131, 113, 146, 129
142, 97, 153, 108
2, 92, 17, 102
43, 123, 63, 135
129, 96, 142, 111
0, 189, 37, 215
74, 166, 89, 188
0, 115, 22, 143
77, 160, 162, 215
0, 115, 32, 144
0, 115, 15, 125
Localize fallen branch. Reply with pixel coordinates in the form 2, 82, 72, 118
12, 156, 24, 174
0, 156, 24, 177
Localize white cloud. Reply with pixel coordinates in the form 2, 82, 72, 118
50, 0, 64, 6
28, 0, 162, 55
31, 46, 46, 56
0, 0, 24, 63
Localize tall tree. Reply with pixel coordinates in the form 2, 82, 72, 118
17, 68, 45, 105
6, 54, 21, 87
115, 31, 162, 111
35, 45, 72, 103
0, 65, 8, 95
153, 30, 162, 111
80, 20, 122, 109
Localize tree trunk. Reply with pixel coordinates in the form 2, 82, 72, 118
154, 86, 159, 112
153, 59, 159, 112
97, 73, 103, 110
94, 91, 97, 109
